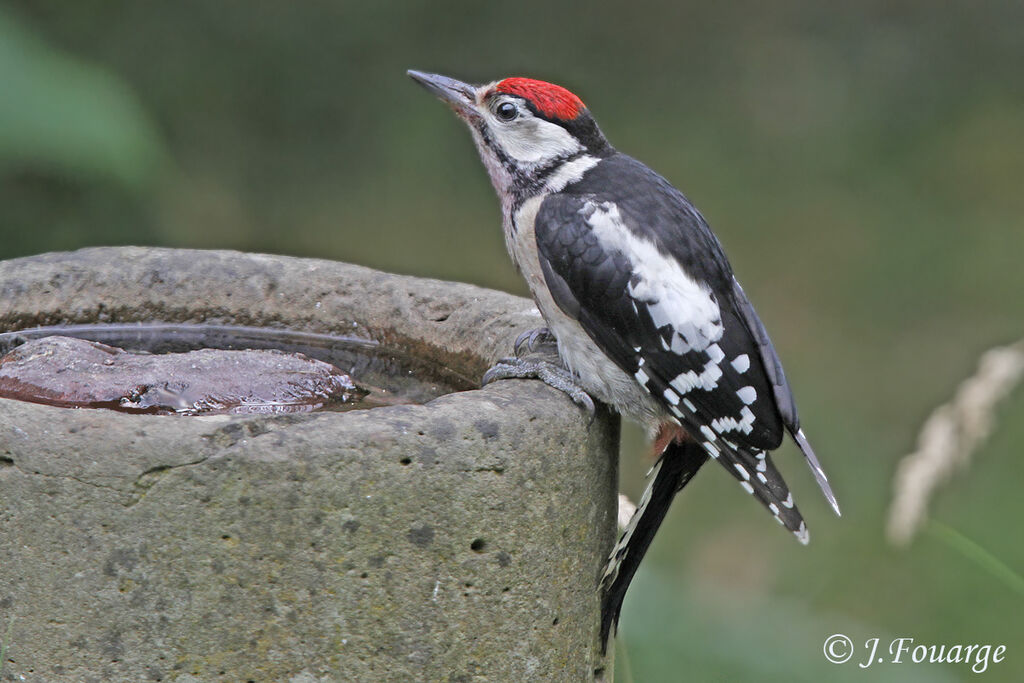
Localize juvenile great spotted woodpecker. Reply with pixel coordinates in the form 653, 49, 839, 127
409, 70, 840, 651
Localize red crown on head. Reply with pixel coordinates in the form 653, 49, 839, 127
494, 77, 585, 121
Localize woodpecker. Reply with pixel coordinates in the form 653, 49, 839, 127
409, 70, 840, 651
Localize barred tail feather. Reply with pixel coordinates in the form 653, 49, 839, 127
793, 427, 841, 516
599, 440, 709, 653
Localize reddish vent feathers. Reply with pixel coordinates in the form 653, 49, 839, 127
494, 77, 585, 121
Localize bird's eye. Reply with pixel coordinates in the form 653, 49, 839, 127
495, 101, 518, 121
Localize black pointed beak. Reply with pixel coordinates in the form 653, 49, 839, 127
408, 70, 478, 116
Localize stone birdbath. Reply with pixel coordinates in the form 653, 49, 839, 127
0, 247, 618, 682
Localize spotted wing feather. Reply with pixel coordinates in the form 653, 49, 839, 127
535, 158, 788, 453
536, 204, 809, 536
535, 154, 825, 651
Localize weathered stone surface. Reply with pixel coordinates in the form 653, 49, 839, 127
0, 335, 366, 415
0, 248, 619, 681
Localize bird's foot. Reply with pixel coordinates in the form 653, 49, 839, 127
513, 327, 557, 356
482, 345, 596, 420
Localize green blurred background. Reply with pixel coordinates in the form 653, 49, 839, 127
2, 1, 1022, 680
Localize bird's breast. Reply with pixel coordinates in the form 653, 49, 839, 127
507, 196, 665, 427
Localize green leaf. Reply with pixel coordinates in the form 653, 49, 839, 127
0, 7, 166, 190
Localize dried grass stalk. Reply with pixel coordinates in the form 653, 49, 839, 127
617, 493, 638, 532
887, 340, 1024, 545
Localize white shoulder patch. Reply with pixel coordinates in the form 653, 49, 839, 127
582, 200, 724, 356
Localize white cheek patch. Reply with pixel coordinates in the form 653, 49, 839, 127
544, 154, 599, 192
490, 116, 582, 164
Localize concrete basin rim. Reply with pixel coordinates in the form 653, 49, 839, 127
0, 246, 556, 429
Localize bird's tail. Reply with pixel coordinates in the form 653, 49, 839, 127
712, 440, 809, 544
599, 439, 709, 654
792, 427, 842, 517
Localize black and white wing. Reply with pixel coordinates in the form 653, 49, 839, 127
535, 154, 838, 534
534, 153, 839, 651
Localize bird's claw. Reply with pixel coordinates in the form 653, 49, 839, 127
481, 359, 517, 388
513, 327, 556, 357
482, 355, 596, 421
